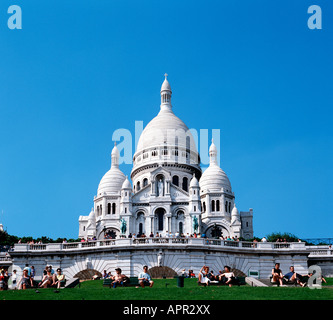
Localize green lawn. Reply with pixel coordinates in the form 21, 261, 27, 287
0, 278, 332, 300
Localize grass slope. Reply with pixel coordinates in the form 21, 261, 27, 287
0, 278, 332, 300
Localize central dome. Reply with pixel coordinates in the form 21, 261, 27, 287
136, 74, 198, 155
132, 75, 200, 175
136, 108, 198, 153
131, 75, 201, 180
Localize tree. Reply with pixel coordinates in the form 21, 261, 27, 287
265, 232, 300, 242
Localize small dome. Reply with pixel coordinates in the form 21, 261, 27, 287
199, 140, 232, 192
161, 78, 171, 92
88, 208, 95, 221
190, 174, 199, 188
122, 176, 132, 189
231, 204, 239, 217
111, 144, 119, 156
97, 167, 125, 195
209, 140, 217, 153
231, 203, 240, 224
199, 165, 231, 192
97, 144, 125, 195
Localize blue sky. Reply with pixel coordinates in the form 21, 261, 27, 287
0, 0, 332, 239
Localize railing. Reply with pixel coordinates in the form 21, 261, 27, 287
11, 238, 308, 253
0, 256, 12, 262
308, 249, 333, 257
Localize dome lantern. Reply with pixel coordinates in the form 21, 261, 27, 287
209, 139, 218, 165
160, 73, 172, 110
111, 142, 120, 168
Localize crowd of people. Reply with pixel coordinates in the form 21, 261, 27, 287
96, 265, 154, 288
0, 264, 66, 290
198, 265, 237, 287
100, 231, 241, 241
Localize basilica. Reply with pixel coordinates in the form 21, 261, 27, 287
78, 75, 253, 240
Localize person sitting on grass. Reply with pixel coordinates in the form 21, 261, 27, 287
138, 266, 154, 288
198, 265, 211, 286
52, 268, 65, 289
17, 269, 33, 290
283, 266, 306, 287
111, 268, 127, 288
39, 269, 53, 288
187, 270, 195, 278
92, 272, 100, 280
271, 263, 284, 286
219, 266, 236, 287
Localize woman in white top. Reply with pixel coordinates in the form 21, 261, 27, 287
198, 266, 211, 286
219, 266, 235, 287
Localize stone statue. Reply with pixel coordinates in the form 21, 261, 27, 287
158, 179, 164, 196
157, 251, 163, 267
120, 218, 127, 235
193, 216, 199, 233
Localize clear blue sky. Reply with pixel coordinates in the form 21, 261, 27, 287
0, 0, 332, 240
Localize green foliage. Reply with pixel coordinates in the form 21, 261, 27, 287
0, 230, 80, 246
265, 232, 300, 243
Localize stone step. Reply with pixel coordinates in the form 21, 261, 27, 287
64, 278, 80, 288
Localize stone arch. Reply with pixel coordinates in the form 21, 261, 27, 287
204, 220, 232, 238
154, 207, 166, 232
229, 268, 246, 277
74, 269, 102, 280
98, 226, 120, 240
148, 266, 177, 278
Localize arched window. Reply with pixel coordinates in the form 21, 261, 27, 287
211, 200, 215, 212
216, 200, 220, 212
228, 202, 231, 213
172, 175, 179, 186
112, 203, 116, 214
186, 136, 191, 152
108, 203, 111, 214
139, 223, 143, 235
97, 206, 100, 216
225, 201, 228, 212
179, 222, 183, 234
182, 177, 188, 192
143, 178, 148, 187
137, 181, 141, 191
100, 205, 102, 215
156, 208, 165, 231
202, 201, 206, 212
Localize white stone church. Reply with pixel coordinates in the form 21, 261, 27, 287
79, 75, 253, 240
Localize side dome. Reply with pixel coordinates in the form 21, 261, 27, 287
122, 176, 132, 189
97, 168, 126, 195
199, 140, 232, 192
190, 173, 199, 188
97, 144, 126, 195
199, 165, 232, 192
